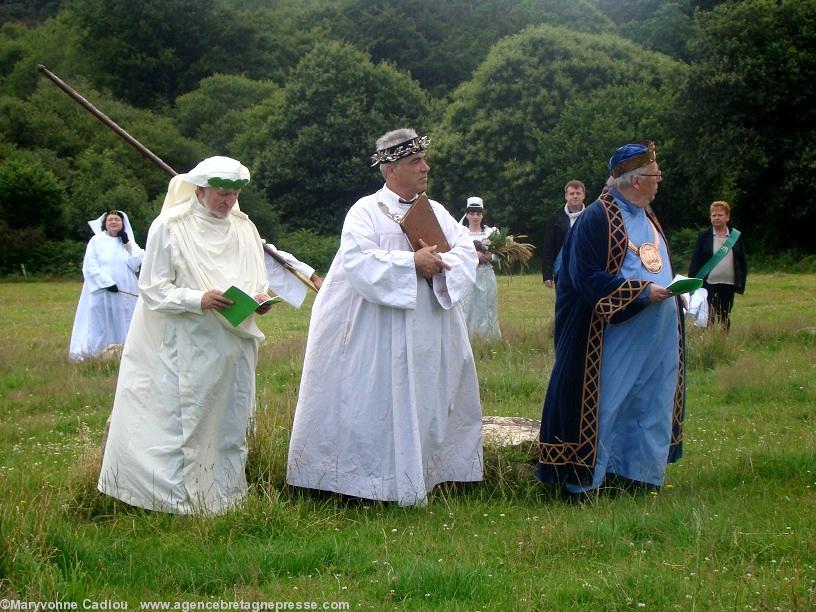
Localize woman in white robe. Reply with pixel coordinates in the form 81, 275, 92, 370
69, 210, 143, 361
459, 196, 501, 341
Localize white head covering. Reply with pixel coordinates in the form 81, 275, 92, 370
88, 210, 136, 240
466, 196, 484, 210
160, 156, 251, 214
460, 196, 485, 224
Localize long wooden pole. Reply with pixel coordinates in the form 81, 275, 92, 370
37, 64, 316, 292
37, 65, 177, 176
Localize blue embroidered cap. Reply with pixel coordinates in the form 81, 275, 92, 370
609, 141, 656, 177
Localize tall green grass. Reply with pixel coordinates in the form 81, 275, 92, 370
1, 275, 814, 609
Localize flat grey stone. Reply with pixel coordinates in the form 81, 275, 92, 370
482, 416, 540, 447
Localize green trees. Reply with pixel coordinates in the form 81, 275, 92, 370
0, 0, 813, 275
671, 0, 816, 251
243, 42, 431, 234
305, 0, 608, 97
0, 0, 60, 25
67, 0, 208, 107
430, 25, 684, 245
174, 75, 278, 154
0, 153, 67, 273
0, 16, 206, 273
65, 0, 295, 108
65, 151, 152, 242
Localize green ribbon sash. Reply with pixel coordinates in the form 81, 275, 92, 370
696, 228, 741, 280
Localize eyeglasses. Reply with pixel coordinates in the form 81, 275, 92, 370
639, 173, 663, 179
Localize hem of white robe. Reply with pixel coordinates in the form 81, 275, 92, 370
286, 461, 483, 507
69, 343, 123, 362
96, 481, 245, 515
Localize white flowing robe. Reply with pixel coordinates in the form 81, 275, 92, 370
98, 196, 268, 514
69, 233, 144, 361
461, 226, 501, 340
286, 186, 484, 506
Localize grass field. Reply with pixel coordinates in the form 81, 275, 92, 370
1, 274, 814, 610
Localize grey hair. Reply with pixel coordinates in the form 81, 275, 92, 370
376, 128, 417, 179
606, 167, 644, 190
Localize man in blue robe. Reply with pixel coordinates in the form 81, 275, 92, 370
537, 141, 685, 497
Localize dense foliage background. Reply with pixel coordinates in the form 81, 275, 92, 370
1, 0, 814, 275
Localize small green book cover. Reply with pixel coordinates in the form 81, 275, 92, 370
667, 274, 703, 295
218, 286, 278, 327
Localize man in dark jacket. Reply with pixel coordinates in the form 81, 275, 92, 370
541, 180, 586, 287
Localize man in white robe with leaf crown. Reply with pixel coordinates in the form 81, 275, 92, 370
98, 156, 276, 514
286, 129, 484, 506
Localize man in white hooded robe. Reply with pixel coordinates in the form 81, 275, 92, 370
286, 129, 484, 506
98, 157, 278, 514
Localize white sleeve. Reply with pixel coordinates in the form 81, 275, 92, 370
342, 205, 418, 310
138, 218, 204, 314
263, 244, 314, 308
432, 204, 479, 309
125, 241, 144, 274
82, 237, 116, 292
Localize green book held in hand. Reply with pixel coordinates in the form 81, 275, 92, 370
666, 274, 704, 295
219, 286, 280, 327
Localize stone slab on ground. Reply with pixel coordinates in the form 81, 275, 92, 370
482, 415, 539, 447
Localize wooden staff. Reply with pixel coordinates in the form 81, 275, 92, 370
37, 65, 176, 176
37, 64, 316, 292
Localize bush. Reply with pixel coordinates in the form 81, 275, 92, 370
668, 226, 699, 273
750, 251, 816, 274
23, 239, 85, 276
0, 154, 68, 239
0, 221, 44, 274
273, 229, 339, 276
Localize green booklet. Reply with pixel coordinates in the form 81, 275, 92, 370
218, 286, 280, 327
667, 274, 704, 295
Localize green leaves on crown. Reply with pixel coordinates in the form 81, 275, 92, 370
207, 177, 249, 189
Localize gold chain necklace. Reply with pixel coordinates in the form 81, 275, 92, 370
627, 220, 663, 273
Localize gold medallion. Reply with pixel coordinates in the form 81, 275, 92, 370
627, 219, 663, 273
638, 242, 663, 273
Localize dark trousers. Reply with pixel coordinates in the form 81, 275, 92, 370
704, 282, 736, 330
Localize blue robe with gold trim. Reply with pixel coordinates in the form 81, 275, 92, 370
537, 188, 685, 490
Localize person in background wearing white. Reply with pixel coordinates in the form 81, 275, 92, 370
69, 209, 143, 361
460, 196, 501, 340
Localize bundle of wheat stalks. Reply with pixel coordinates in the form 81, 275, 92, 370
486, 227, 535, 273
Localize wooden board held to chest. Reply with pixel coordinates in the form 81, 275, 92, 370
399, 193, 450, 253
